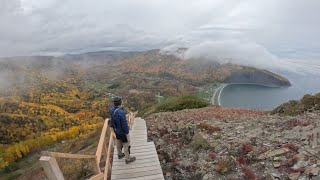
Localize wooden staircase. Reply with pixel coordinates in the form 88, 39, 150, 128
111, 117, 164, 179
39, 114, 164, 180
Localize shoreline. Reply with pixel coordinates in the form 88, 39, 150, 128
211, 83, 286, 106
211, 83, 228, 106
226, 82, 287, 88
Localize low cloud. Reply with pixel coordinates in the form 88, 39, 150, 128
0, 0, 319, 75
184, 40, 278, 69
161, 40, 320, 75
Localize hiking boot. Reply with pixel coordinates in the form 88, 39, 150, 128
125, 157, 136, 164
118, 153, 125, 159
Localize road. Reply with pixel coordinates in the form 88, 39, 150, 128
211, 83, 228, 105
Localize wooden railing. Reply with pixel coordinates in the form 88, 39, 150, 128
39, 112, 136, 180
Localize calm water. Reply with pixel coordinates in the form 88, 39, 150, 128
220, 74, 320, 110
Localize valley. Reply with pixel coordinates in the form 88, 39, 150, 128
0, 49, 292, 179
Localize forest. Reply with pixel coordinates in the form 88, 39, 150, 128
0, 58, 111, 169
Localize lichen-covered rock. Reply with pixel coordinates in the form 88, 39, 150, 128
190, 132, 210, 151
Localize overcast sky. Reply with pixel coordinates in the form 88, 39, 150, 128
1, 0, 320, 72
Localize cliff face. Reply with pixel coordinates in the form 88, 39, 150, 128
224, 68, 291, 87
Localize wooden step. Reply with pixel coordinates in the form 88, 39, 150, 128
111, 118, 164, 180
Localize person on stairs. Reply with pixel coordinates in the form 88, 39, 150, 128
109, 96, 136, 164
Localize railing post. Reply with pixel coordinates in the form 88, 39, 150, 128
92, 158, 101, 175
104, 133, 115, 180
40, 156, 65, 180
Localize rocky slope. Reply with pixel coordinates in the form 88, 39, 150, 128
145, 106, 320, 180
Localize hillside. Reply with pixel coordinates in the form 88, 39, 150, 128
145, 106, 320, 179
272, 93, 320, 115
0, 60, 110, 172
65, 49, 291, 109
108, 49, 291, 87
0, 49, 292, 179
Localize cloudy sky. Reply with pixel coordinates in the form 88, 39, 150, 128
1, 0, 320, 72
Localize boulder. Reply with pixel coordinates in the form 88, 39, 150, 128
258, 148, 290, 160
289, 172, 301, 180
304, 166, 320, 176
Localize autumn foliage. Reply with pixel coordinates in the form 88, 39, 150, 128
0, 66, 111, 169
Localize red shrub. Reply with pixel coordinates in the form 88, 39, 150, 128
240, 143, 253, 155
208, 152, 217, 160
285, 119, 312, 130
237, 156, 247, 165
242, 167, 257, 180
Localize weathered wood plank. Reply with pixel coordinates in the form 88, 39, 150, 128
129, 142, 155, 147
130, 132, 147, 135
112, 165, 161, 175
116, 173, 164, 180
42, 151, 96, 159
104, 131, 115, 180
118, 143, 155, 151
132, 127, 147, 129
130, 141, 149, 144
130, 133, 147, 136
113, 151, 158, 162
111, 161, 160, 170
112, 154, 159, 165
132, 125, 146, 127
112, 158, 159, 167
88, 173, 104, 180
113, 154, 158, 163
96, 119, 109, 164
111, 168, 163, 179
130, 134, 147, 138
112, 147, 156, 156
40, 156, 65, 180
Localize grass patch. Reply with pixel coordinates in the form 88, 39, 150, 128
197, 88, 211, 100
139, 95, 209, 116
196, 82, 221, 101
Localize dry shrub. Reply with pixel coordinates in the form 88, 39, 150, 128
216, 158, 229, 174
190, 132, 210, 152
242, 166, 257, 180
60, 159, 93, 180
198, 123, 222, 133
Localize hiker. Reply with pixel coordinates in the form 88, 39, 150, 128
109, 96, 136, 164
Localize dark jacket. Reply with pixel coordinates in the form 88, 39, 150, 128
109, 105, 129, 135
